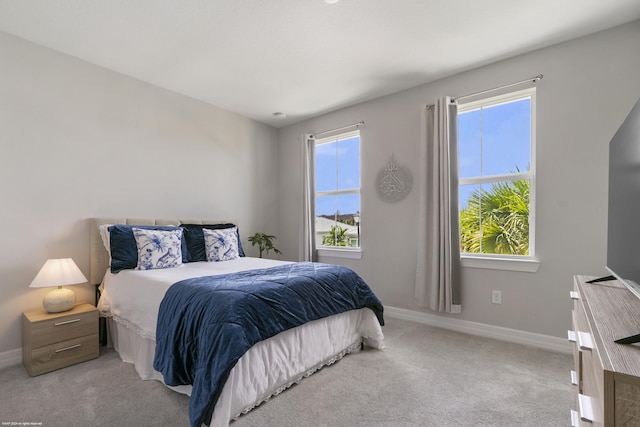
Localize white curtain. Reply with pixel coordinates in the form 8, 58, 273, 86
415, 97, 462, 313
299, 134, 317, 262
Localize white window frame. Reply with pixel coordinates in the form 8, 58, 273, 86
314, 129, 362, 259
457, 87, 539, 272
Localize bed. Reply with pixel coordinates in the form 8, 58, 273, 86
90, 218, 385, 427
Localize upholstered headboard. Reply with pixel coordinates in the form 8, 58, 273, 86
89, 217, 229, 285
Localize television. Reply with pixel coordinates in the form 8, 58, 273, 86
601, 96, 640, 344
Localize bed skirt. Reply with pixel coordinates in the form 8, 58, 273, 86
107, 308, 385, 426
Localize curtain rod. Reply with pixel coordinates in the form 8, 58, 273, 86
313, 121, 364, 138
454, 74, 543, 103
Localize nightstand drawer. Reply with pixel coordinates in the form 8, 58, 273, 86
24, 304, 98, 348
26, 333, 99, 376
23, 303, 99, 376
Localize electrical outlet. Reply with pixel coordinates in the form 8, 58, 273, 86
491, 290, 502, 304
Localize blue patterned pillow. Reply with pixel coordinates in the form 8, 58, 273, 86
181, 223, 245, 261
132, 228, 183, 270
203, 227, 239, 262
108, 224, 187, 273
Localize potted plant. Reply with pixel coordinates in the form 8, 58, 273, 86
247, 232, 282, 258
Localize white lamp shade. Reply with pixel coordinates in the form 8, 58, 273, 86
30, 258, 87, 288
30, 258, 87, 313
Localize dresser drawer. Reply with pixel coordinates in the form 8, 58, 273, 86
570, 276, 640, 426
572, 292, 591, 340
570, 311, 583, 392
26, 333, 99, 376
24, 305, 98, 348
581, 350, 604, 425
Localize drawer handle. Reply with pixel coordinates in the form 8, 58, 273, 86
578, 331, 594, 351
570, 291, 579, 300
568, 330, 577, 342
55, 344, 81, 353
54, 318, 81, 326
570, 370, 578, 386
578, 393, 594, 422
570, 409, 580, 427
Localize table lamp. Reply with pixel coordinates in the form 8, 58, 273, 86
29, 258, 87, 313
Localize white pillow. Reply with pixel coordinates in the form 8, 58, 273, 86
98, 224, 112, 256
132, 228, 183, 270
203, 227, 239, 262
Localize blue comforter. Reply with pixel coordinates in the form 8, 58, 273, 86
153, 262, 384, 427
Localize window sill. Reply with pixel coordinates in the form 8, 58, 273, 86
316, 248, 362, 260
461, 255, 540, 272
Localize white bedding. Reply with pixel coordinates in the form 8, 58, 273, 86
98, 257, 293, 339
98, 257, 385, 426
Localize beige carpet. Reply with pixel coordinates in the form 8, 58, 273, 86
0, 317, 573, 426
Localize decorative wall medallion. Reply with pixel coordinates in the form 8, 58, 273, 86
376, 155, 412, 203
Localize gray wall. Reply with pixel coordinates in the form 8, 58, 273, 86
276, 21, 640, 339
0, 32, 279, 354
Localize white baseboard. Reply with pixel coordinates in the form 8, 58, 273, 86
0, 308, 570, 371
384, 306, 572, 355
0, 347, 22, 369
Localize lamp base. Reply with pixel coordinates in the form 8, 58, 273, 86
43, 287, 76, 313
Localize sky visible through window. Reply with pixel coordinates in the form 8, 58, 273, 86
315, 135, 360, 216
314, 99, 529, 217
458, 98, 531, 207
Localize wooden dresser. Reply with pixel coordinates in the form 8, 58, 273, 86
22, 302, 99, 376
569, 275, 640, 426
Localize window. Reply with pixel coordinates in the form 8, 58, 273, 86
457, 88, 536, 259
314, 130, 361, 250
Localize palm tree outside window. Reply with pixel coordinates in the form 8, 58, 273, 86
314, 130, 361, 249
457, 88, 536, 257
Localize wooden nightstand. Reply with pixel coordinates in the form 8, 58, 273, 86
22, 302, 99, 376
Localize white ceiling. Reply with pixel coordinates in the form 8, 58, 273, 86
1, 1, 640, 128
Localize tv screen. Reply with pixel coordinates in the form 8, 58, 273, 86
606, 96, 640, 300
